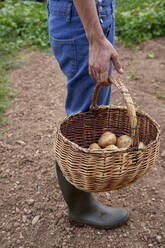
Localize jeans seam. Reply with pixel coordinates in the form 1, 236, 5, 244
73, 40, 77, 76
50, 11, 68, 16
47, 1, 50, 17
69, 42, 77, 77
50, 36, 75, 44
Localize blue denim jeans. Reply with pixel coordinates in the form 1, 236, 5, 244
47, 0, 115, 116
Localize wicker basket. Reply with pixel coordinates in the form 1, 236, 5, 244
55, 77, 160, 192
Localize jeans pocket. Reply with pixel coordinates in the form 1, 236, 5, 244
50, 36, 77, 78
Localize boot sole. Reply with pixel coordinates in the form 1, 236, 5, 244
69, 214, 129, 229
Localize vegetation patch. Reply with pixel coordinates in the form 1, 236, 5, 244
115, 0, 165, 46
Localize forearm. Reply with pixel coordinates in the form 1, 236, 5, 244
73, 0, 105, 44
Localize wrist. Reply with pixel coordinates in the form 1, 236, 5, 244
84, 19, 105, 45
87, 31, 106, 46
88, 35, 110, 50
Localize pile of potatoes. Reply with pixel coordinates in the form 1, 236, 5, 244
89, 131, 146, 151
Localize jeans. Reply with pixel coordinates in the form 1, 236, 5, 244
47, 0, 115, 116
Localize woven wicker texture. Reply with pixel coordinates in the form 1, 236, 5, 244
55, 77, 160, 192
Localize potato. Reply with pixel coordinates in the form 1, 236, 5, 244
101, 131, 114, 137
138, 141, 146, 149
117, 135, 132, 149
103, 144, 119, 150
89, 143, 101, 150
98, 132, 116, 148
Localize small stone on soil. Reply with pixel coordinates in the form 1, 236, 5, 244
26, 198, 35, 206
23, 208, 28, 214
32, 215, 40, 225
156, 235, 162, 243
16, 140, 26, 145
14, 222, 20, 228
5, 223, 13, 231
22, 215, 27, 223
16, 207, 20, 213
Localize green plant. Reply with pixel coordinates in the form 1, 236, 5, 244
146, 52, 155, 59
0, 0, 49, 50
0, 79, 11, 124
115, 0, 165, 46
157, 92, 165, 99
127, 74, 138, 80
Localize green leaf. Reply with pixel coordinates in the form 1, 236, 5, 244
127, 74, 138, 80
146, 52, 155, 59
157, 92, 165, 99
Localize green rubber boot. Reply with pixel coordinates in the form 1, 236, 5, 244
56, 162, 128, 229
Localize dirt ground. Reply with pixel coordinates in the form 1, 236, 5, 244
0, 37, 165, 248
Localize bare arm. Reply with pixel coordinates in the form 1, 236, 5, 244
73, 0, 123, 82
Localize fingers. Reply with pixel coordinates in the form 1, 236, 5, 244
111, 51, 123, 74
88, 44, 124, 83
89, 65, 109, 83
89, 66, 96, 81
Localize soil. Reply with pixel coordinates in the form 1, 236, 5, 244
0, 37, 165, 248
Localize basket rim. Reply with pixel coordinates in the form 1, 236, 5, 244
56, 105, 160, 154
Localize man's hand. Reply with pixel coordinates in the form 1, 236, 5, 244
89, 37, 123, 82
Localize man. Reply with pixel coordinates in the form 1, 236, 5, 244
47, 0, 128, 228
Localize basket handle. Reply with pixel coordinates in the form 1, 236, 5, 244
90, 76, 138, 147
